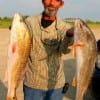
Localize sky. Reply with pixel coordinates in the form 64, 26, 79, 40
0, 0, 100, 21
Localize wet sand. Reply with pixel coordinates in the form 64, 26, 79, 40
0, 27, 100, 100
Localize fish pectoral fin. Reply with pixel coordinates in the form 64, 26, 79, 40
73, 43, 84, 48
71, 43, 84, 57
71, 46, 77, 57
71, 76, 77, 87
3, 70, 8, 83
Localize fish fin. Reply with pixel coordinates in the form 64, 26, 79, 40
3, 70, 8, 83
72, 47, 76, 57
12, 42, 17, 53
73, 43, 84, 48
71, 76, 77, 87
71, 43, 84, 57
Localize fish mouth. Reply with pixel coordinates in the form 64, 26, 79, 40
13, 13, 23, 23
74, 18, 93, 35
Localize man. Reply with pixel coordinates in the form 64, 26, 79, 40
24, 0, 74, 100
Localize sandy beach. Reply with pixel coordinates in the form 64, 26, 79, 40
0, 26, 100, 100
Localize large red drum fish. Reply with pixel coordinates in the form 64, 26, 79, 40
5, 13, 31, 100
74, 19, 97, 100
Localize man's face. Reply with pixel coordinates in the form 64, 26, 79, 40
43, 0, 63, 16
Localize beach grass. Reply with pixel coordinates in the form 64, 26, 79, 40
0, 17, 100, 29
0, 18, 12, 28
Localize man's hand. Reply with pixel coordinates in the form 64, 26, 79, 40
66, 27, 74, 37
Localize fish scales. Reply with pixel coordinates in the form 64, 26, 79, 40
74, 19, 97, 100
6, 13, 31, 100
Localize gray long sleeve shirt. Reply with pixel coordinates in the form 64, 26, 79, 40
24, 13, 73, 90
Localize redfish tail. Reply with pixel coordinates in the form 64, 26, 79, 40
6, 96, 17, 100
